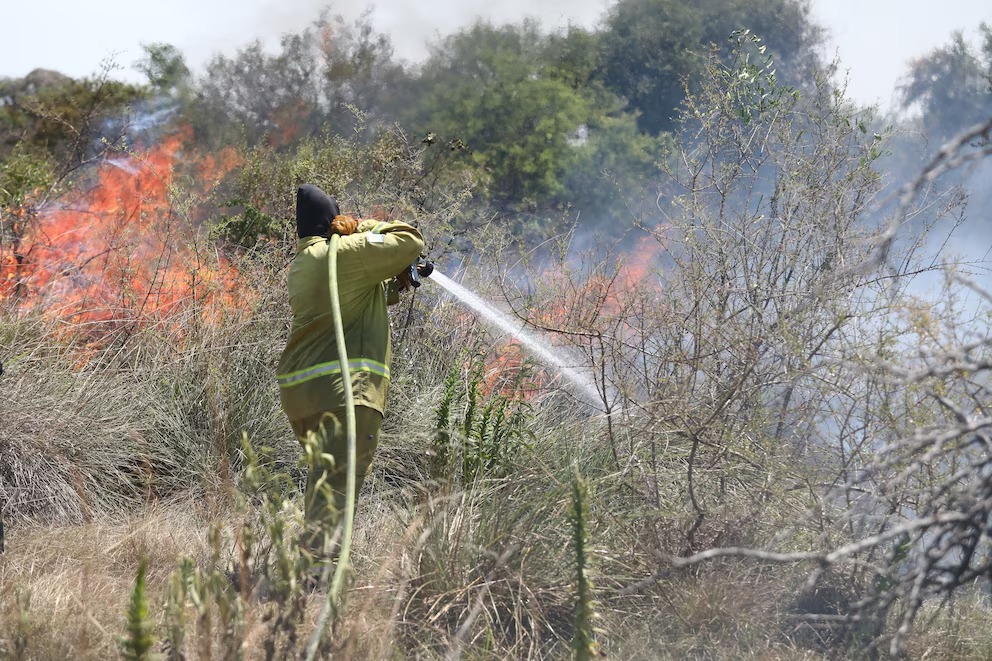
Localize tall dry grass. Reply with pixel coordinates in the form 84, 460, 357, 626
0, 275, 841, 660
3, 91, 991, 660
3, 265, 992, 659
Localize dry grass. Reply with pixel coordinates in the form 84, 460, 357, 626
2, 211, 990, 659
903, 592, 992, 661
0, 505, 209, 659
0, 502, 397, 660
4, 292, 991, 660
0, 510, 847, 661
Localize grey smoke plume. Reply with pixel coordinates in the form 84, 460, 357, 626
243, 0, 606, 66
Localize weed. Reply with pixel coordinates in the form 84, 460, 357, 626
569, 465, 601, 660
120, 558, 155, 661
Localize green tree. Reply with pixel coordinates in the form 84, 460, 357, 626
597, 0, 822, 135
899, 24, 992, 145
135, 42, 191, 95
405, 21, 662, 228
0, 68, 145, 168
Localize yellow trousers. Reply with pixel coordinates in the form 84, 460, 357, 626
290, 406, 382, 557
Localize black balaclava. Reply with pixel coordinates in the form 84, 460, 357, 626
296, 184, 341, 238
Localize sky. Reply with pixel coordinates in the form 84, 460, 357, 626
0, 0, 990, 111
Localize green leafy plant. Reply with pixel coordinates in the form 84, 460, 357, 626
159, 437, 318, 660
12, 590, 31, 661
163, 561, 190, 661
429, 365, 460, 483
120, 558, 155, 661
569, 466, 601, 660
431, 351, 535, 487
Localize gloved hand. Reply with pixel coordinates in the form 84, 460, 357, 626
394, 266, 414, 292
330, 215, 359, 236
394, 259, 433, 291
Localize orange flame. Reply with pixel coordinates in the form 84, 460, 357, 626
480, 340, 546, 401
530, 234, 668, 333
1, 130, 244, 341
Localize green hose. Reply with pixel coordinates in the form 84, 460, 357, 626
306, 233, 357, 659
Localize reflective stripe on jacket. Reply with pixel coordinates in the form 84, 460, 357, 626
277, 219, 424, 421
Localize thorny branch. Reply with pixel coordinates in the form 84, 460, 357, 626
622, 117, 992, 658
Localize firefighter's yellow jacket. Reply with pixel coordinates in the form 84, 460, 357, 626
276, 219, 424, 421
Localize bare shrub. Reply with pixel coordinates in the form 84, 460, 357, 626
496, 33, 991, 657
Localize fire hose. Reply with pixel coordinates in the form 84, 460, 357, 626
306, 239, 432, 657
306, 232, 357, 658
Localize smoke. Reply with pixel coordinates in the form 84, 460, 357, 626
250, 0, 605, 63
811, 1, 992, 112
947, 159, 992, 271
879, 125, 992, 297
0, 0, 599, 84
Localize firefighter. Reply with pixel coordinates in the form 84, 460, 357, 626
277, 183, 424, 557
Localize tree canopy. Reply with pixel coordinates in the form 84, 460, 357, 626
0, 68, 144, 210
2, 1, 987, 238
597, 0, 822, 135
401, 21, 664, 225
899, 23, 992, 145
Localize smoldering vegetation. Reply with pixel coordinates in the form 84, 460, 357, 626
1, 4, 991, 659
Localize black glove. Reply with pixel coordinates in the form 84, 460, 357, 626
395, 267, 415, 292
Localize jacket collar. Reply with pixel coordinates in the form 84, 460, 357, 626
296, 235, 327, 254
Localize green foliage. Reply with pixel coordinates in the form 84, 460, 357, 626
212, 120, 475, 252
597, 0, 701, 136
404, 20, 662, 226
598, 0, 821, 135
0, 146, 54, 272
428, 366, 459, 482
163, 567, 188, 661
430, 351, 535, 487
465, 378, 533, 481
0, 68, 145, 167
543, 27, 601, 90
408, 21, 588, 203
120, 558, 156, 661
0, 144, 54, 209
239, 439, 313, 655
178, 527, 245, 660
569, 466, 601, 660
717, 29, 801, 124
160, 438, 317, 659
135, 43, 191, 94
209, 199, 281, 249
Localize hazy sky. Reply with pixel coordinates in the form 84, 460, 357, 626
1, 0, 989, 110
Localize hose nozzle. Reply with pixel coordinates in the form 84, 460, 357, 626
406, 257, 434, 288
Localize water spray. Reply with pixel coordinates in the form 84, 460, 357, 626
424, 269, 604, 408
